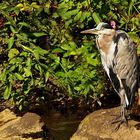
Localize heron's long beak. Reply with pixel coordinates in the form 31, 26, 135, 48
81, 28, 98, 34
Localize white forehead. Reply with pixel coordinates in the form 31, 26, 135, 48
96, 22, 109, 30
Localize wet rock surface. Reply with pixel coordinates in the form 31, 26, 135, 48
71, 106, 140, 140
0, 109, 45, 140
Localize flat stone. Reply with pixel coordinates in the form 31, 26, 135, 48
0, 109, 44, 140
71, 107, 140, 140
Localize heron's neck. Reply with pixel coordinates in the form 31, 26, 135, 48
97, 31, 116, 55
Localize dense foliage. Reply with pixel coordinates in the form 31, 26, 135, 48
0, 0, 139, 110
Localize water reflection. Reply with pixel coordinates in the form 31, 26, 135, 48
42, 109, 82, 140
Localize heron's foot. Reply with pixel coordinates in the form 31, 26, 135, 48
113, 118, 128, 130
103, 115, 121, 127
110, 115, 122, 124
106, 115, 128, 130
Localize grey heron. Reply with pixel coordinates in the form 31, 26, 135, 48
81, 22, 139, 128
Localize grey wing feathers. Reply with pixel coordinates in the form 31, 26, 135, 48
112, 31, 138, 107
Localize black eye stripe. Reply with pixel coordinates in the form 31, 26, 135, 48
102, 24, 113, 29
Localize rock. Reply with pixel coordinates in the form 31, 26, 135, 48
71, 107, 140, 140
0, 109, 44, 140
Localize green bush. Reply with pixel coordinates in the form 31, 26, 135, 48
0, 0, 139, 110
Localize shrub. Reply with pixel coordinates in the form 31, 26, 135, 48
0, 0, 139, 110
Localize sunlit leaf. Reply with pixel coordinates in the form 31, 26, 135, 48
61, 9, 79, 20
45, 71, 49, 82
8, 36, 14, 49
16, 34, 28, 42
24, 67, 32, 77
10, 26, 17, 33
8, 48, 19, 59
52, 48, 64, 53
15, 73, 24, 80
18, 22, 31, 28
4, 83, 12, 99
74, 11, 82, 22
31, 32, 46, 37
26, 57, 31, 67
31, 2, 40, 9
8, 65, 16, 72
1, 11, 16, 26
61, 44, 71, 50
16, 3, 24, 8
92, 12, 101, 24
19, 105, 23, 111
33, 50, 39, 60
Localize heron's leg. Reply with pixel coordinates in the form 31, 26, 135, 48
109, 89, 128, 130
113, 89, 128, 130
120, 89, 128, 123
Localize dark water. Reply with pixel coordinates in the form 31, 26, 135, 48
42, 110, 82, 140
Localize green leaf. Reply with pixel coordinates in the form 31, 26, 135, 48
34, 47, 48, 55
2, 11, 16, 26
18, 22, 31, 28
15, 73, 24, 80
31, 2, 40, 9
33, 50, 39, 60
8, 65, 16, 72
16, 34, 28, 42
20, 44, 33, 53
49, 54, 60, 62
61, 44, 71, 50
8, 36, 15, 49
61, 9, 79, 20
8, 48, 19, 59
45, 71, 49, 82
0, 69, 6, 82
52, 48, 64, 53
68, 85, 72, 95
26, 57, 32, 67
83, 86, 90, 96
19, 104, 23, 111
4, 83, 12, 99
74, 11, 82, 22
56, 71, 65, 77
97, 100, 102, 106
69, 51, 77, 55
57, 2, 69, 14
31, 32, 46, 37
10, 26, 17, 33
24, 67, 32, 77
92, 12, 101, 24
16, 3, 24, 8
65, 19, 72, 28
74, 86, 82, 91
69, 41, 77, 49
39, 62, 48, 71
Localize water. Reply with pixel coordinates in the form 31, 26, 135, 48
42, 109, 82, 140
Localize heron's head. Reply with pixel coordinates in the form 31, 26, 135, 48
81, 22, 115, 36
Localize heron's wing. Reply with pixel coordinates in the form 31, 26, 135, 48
112, 31, 138, 106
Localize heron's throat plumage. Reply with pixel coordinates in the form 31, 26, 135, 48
96, 31, 116, 55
